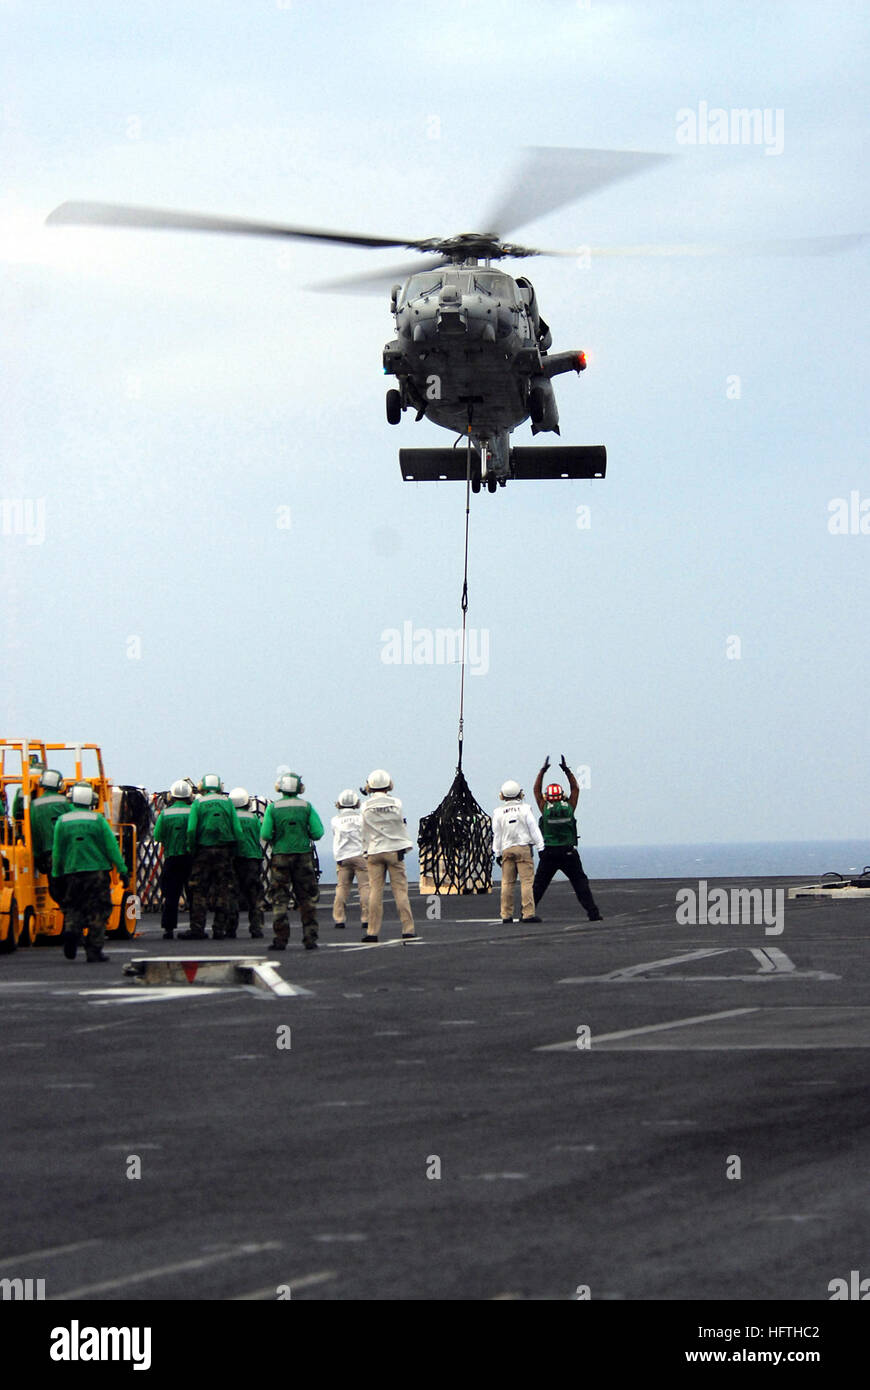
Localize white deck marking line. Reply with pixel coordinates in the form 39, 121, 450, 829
559, 946, 838, 983
233, 1271, 336, 1300
0, 1239, 101, 1269
79, 986, 228, 1002
537, 1007, 758, 1051
53, 1241, 283, 1300
756, 946, 794, 972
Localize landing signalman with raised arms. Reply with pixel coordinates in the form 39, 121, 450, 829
532, 754, 602, 923
52, 782, 128, 963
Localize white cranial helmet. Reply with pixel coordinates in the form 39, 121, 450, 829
70, 782, 96, 808
170, 779, 193, 800
500, 780, 522, 800
337, 789, 360, 808
229, 787, 250, 809
366, 769, 392, 792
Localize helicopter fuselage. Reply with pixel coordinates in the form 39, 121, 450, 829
383, 259, 586, 480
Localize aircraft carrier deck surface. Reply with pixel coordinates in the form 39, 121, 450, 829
2, 877, 867, 1308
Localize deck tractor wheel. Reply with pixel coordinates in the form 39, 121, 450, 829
0, 897, 19, 954
110, 891, 138, 940
386, 389, 402, 425
19, 906, 35, 948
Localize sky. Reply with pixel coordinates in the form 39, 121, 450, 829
2, 0, 869, 861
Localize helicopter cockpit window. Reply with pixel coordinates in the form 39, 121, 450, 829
472, 272, 518, 302
401, 274, 443, 305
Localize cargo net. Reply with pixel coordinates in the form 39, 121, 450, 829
417, 769, 493, 895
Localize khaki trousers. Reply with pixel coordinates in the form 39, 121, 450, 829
500, 844, 536, 920
334, 855, 370, 923
366, 852, 414, 937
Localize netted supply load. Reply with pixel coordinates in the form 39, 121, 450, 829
418, 769, 493, 895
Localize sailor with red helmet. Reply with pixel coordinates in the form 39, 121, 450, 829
532, 754, 602, 922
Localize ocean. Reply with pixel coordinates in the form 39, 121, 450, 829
316, 840, 869, 884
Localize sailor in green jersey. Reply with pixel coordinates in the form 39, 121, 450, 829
29, 769, 69, 904
12, 758, 44, 840
153, 779, 195, 939
183, 773, 244, 940
52, 782, 128, 962
29, 769, 66, 857
229, 788, 265, 939
532, 754, 602, 922
262, 772, 324, 950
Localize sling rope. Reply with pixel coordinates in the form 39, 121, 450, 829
417, 421, 494, 895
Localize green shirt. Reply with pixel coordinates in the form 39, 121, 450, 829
186, 794, 244, 854
153, 803, 193, 858
235, 809, 264, 860
540, 800, 578, 847
30, 793, 70, 857
261, 797, 324, 854
52, 810, 128, 877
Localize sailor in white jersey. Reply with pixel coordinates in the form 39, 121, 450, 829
360, 769, 416, 943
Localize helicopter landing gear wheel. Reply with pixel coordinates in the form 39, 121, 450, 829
469, 451, 482, 494
486, 473, 497, 493
529, 386, 545, 425
386, 389, 402, 425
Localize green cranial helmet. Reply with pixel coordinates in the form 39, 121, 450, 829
70, 782, 96, 808
199, 773, 224, 794
276, 773, 303, 796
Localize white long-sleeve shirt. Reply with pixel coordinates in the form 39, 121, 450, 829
361, 792, 414, 855
491, 800, 544, 855
331, 809, 364, 862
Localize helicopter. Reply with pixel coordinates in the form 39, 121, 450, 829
47, 147, 866, 495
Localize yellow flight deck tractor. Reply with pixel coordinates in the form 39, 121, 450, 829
0, 739, 139, 952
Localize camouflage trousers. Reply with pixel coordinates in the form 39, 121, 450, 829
234, 857, 265, 935
188, 845, 239, 936
270, 852, 319, 942
63, 870, 112, 950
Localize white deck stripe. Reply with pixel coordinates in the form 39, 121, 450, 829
53, 1241, 282, 1299
537, 1007, 758, 1051
0, 1239, 101, 1269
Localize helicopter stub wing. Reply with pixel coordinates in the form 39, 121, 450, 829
399, 449, 481, 482
510, 447, 606, 480
399, 446, 606, 482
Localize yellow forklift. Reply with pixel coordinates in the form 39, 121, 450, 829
0, 739, 139, 952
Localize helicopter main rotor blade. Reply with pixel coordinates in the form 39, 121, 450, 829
46, 201, 428, 253
546, 232, 869, 259
484, 147, 673, 239
307, 257, 453, 294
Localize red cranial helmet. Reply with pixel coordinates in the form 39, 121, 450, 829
544, 783, 565, 803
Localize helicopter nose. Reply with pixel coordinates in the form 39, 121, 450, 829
436, 285, 466, 334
